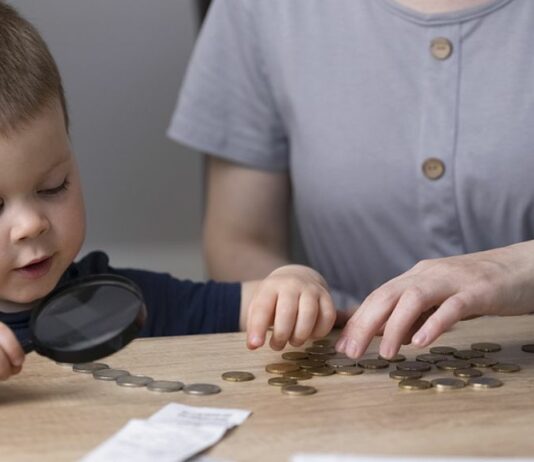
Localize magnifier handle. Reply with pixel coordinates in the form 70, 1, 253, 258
20, 338, 35, 354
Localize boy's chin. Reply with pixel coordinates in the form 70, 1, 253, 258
5, 280, 59, 305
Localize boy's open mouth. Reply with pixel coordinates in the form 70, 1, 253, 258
16, 256, 53, 279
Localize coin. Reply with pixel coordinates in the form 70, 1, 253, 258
429, 346, 457, 355
358, 359, 389, 369
305, 346, 336, 355
265, 362, 300, 374
281, 384, 317, 396
431, 378, 465, 391
398, 379, 432, 390
471, 342, 501, 353
470, 357, 498, 368
396, 361, 431, 372
282, 351, 308, 361
147, 380, 184, 392
312, 339, 332, 347
492, 363, 521, 373
222, 371, 255, 382
389, 370, 423, 381
73, 363, 110, 374
283, 370, 313, 380
453, 350, 484, 360
335, 366, 364, 376
297, 359, 325, 369
436, 359, 471, 370
416, 354, 448, 364
55, 362, 73, 367
521, 344, 534, 353
454, 368, 483, 379
378, 354, 406, 363
308, 366, 335, 376
325, 358, 356, 368
268, 377, 298, 387
93, 368, 130, 381
183, 383, 222, 395
468, 377, 503, 389
116, 375, 153, 388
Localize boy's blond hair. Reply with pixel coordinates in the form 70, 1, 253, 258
0, 2, 68, 135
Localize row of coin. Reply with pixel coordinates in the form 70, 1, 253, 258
69, 362, 222, 395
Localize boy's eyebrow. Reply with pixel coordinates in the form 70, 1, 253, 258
41, 155, 71, 175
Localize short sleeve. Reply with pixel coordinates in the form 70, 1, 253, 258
167, 0, 289, 172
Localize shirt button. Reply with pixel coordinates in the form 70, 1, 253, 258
422, 158, 445, 180
430, 37, 453, 60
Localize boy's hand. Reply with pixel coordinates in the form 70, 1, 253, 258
0, 323, 24, 380
245, 265, 336, 350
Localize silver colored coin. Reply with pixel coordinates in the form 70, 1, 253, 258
471, 342, 501, 353
454, 368, 483, 379
268, 377, 298, 387
396, 361, 431, 372
93, 369, 130, 381
325, 358, 356, 368
147, 380, 184, 392
281, 384, 317, 396
468, 377, 503, 389
116, 375, 153, 388
431, 378, 465, 391
436, 359, 471, 370
73, 363, 110, 374
183, 383, 222, 395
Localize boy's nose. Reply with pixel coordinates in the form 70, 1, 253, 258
10, 206, 50, 242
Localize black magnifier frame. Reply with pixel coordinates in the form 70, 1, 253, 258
21, 274, 147, 364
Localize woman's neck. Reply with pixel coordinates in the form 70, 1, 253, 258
394, 0, 492, 14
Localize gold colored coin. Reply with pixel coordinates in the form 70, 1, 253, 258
325, 358, 356, 368
281, 384, 317, 396
268, 377, 297, 387
283, 370, 313, 380
297, 359, 325, 369
222, 371, 255, 382
378, 354, 406, 363
358, 359, 389, 370
429, 346, 457, 355
389, 370, 423, 381
492, 363, 521, 373
416, 354, 448, 364
305, 346, 336, 355
281, 351, 308, 361
335, 366, 364, 376
396, 361, 431, 372
470, 358, 497, 368
468, 377, 503, 389
308, 366, 335, 376
521, 344, 534, 353
312, 339, 332, 347
471, 342, 501, 353
431, 378, 465, 391
453, 350, 484, 360
265, 362, 300, 374
436, 359, 471, 370
398, 379, 432, 390
454, 368, 482, 379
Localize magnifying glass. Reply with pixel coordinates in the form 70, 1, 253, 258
20, 274, 147, 363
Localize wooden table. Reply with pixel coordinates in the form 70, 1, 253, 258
2, 315, 534, 461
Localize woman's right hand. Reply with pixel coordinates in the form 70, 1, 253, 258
0, 322, 24, 380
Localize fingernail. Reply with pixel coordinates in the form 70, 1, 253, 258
250, 335, 262, 347
379, 345, 393, 359
345, 339, 359, 358
335, 336, 348, 352
412, 332, 427, 346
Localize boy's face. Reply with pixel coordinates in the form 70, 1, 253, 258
0, 100, 85, 303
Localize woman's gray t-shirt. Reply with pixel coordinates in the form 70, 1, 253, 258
168, 0, 534, 305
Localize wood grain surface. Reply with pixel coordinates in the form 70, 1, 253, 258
2, 315, 534, 461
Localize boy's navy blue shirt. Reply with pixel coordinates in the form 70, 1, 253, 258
0, 251, 241, 343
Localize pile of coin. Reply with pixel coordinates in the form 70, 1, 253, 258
69, 362, 222, 395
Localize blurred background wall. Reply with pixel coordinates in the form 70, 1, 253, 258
10, 0, 206, 279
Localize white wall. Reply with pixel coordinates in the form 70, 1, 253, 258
10, 0, 204, 279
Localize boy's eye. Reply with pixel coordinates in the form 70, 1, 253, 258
38, 178, 70, 196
